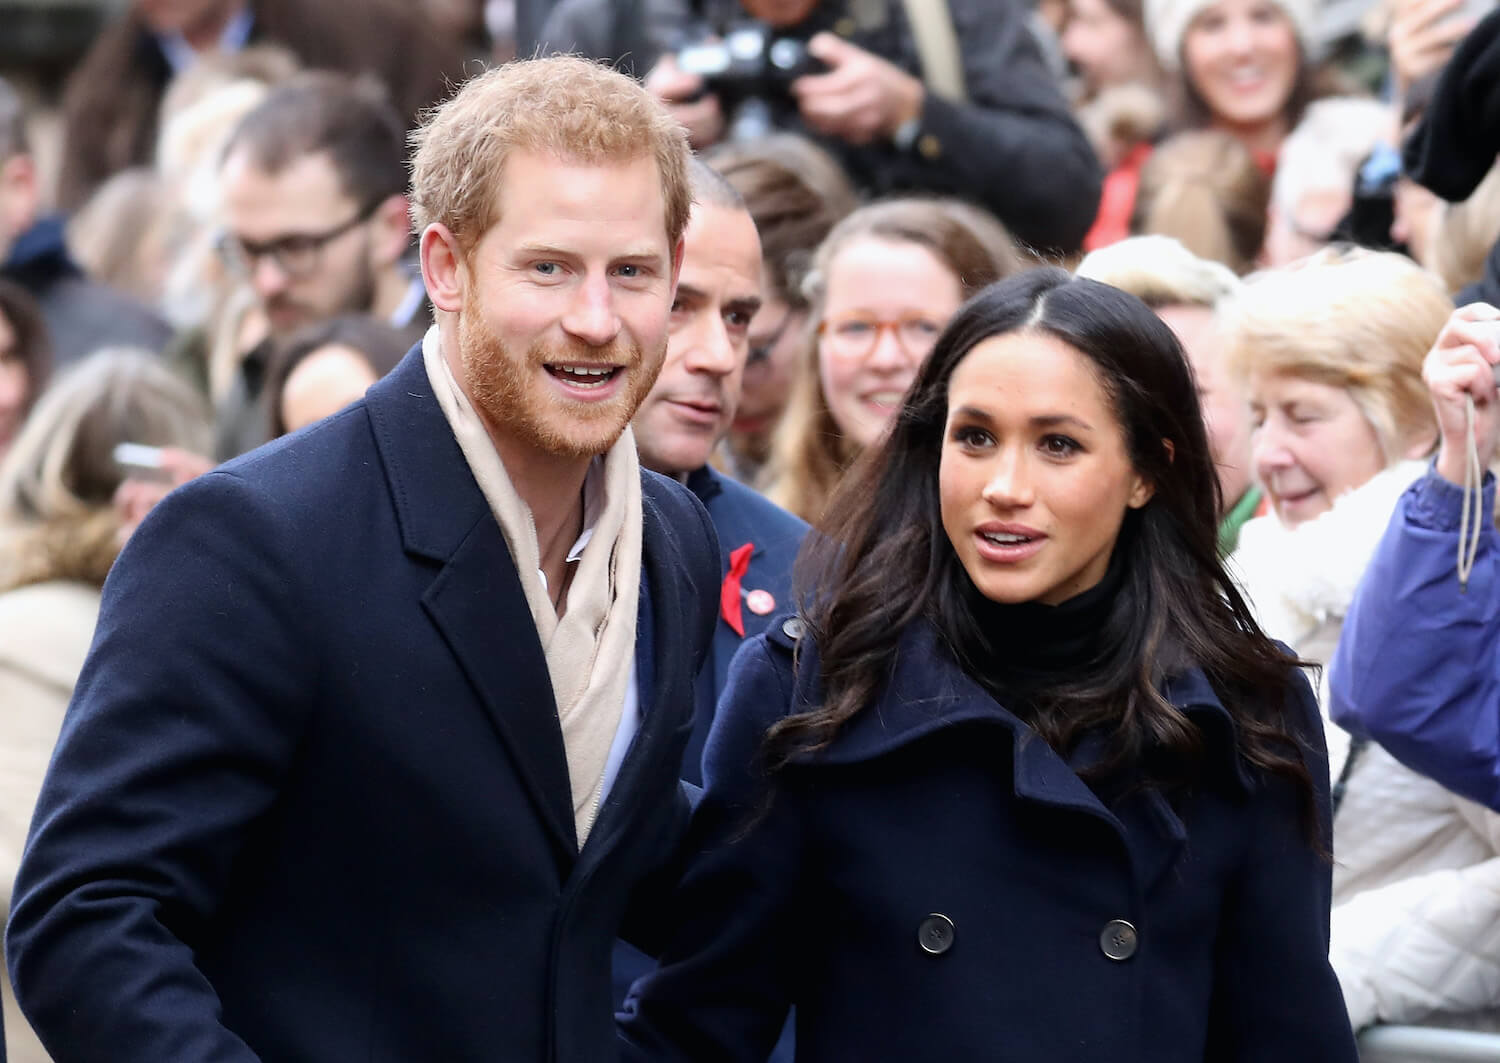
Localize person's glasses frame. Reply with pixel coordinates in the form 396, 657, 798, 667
214, 198, 386, 280
817, 310, 946, 359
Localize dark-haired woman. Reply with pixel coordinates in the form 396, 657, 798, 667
618, 269, 1356, 1062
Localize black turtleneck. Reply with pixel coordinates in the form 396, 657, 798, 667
954, 547, 1129, 715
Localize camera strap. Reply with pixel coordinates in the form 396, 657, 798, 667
897, 0, 967, 103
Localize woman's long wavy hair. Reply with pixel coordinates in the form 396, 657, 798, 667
769, 268, 1317, 820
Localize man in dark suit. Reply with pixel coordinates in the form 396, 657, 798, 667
621, 153, 805, 1063
6, 56, 717, 1063
630, 158, 809, 783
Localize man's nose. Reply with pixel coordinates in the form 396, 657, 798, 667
251, 255, 291, 299
683, 314, 741, 378
561, 273, 622, 347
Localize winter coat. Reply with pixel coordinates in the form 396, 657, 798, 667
1331, 469, 1500, 806
1232, 461, 1500, 1031
0, 580, 98, 1063
54, 0, 466, 210
1, 216, 170, 368
617, 617, 1357, 1062
542, 0, 1102, 254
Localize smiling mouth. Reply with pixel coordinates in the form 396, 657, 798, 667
545, 364, 621, 389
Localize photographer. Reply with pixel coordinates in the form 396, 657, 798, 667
1329, 303, 1500, 813
545, 0, 1101, 254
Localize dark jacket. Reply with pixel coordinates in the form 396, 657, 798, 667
2, 215, 170, 366
5, 348, 721, 1063
543, 0, 1102, 254
614, 466, 805, 1063
1330, 470, 1500, 811
684, 465, 807, 784
619, 619, 1358, 1062
55, 0, 466, 209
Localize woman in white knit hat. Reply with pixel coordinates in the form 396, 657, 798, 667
1145, 0, 1323, 166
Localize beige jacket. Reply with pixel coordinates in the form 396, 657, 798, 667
0, 580, 100, 1063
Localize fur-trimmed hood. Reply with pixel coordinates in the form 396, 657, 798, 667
1229, 461, 1428, 649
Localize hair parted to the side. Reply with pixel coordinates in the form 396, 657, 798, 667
0, 348, 212, 593
763, 198, 1026, 524
221, 70, 408, 211
408, 56, 692, 255
772, 268, 1321, 837
1131, 131, 1269, 275
1222, 247, 1446, 463
1076, 234, 1240, 309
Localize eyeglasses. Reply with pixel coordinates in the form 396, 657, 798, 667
215, 199, 383, 279
818, 311, 946, 359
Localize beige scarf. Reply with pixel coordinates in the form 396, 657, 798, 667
423, 327, 642, 846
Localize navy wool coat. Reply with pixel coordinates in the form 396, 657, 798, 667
5, 349, 721, 1063
619, 618, 1359, 1062
684, 466, 807, 784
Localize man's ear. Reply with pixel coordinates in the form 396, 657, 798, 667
420, 222, 465, 313
369, 194, 412, 268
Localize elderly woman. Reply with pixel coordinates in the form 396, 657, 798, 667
0, 349, 211, 1063
1227, 249, 1500, 1033
762, 198, 1022, 524
1076, 235, 1258, 549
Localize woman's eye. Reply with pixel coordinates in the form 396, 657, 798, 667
1041, 435, 1080, 457
952, 425, 993, 448
837, 320, 873, 336
911, 319, 942, 336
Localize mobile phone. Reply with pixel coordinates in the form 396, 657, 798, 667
113, 443, 170, 480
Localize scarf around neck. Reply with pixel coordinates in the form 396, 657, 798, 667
422, 327, 643, 847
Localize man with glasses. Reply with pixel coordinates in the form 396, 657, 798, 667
211, 70, 427, 458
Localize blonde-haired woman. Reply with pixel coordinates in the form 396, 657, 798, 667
762, 199, 1023, 524
1075, 234, 1259, 549
0, 349, 211, 1063
1226, 249, 1500, 1035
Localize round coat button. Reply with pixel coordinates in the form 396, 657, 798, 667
781, 616, 805, 640
1100, 919, 1138, 961
917, 913, 955, 955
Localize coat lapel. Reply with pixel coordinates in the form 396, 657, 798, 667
365, 349, 578, 862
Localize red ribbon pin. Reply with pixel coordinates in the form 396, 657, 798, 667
720, 542, 754, 637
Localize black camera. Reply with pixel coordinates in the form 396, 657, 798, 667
676, 23, 827, 100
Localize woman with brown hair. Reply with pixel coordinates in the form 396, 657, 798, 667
762, 198, 1023, 524
618, 268, 1357, 1062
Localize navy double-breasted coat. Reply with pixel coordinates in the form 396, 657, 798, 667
620, 618, 1359, 1062
5, 349, 721, 1063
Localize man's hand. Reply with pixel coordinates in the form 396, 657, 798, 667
643, 53, 726, 149
791, 33, 924, 146
1426, 303, 1500, 485
1390, 0, 1475, 98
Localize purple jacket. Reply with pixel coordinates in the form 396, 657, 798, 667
1329, 469, 1500, 810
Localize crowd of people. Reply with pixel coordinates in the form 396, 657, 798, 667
0, 0, 1498, 1059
